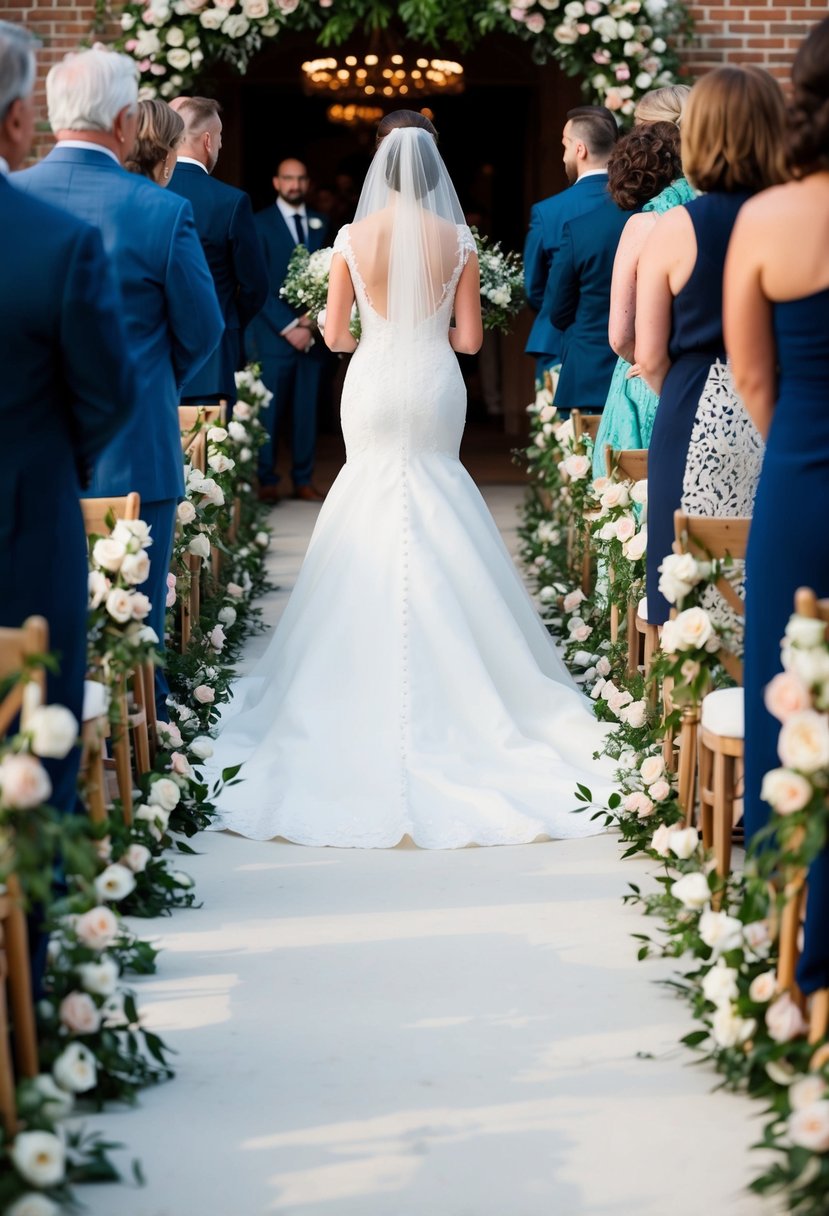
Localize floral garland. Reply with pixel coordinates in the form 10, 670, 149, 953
519, 394, 829, 1213
115, 0, 691, 116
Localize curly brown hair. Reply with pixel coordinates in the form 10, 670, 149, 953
787, 17, 829, 177
607, 121, 683, 210
125, 98, 184, 180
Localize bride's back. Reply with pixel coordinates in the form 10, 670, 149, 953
347, 208, 465, 324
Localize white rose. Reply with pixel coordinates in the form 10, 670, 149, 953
88, 569, 110, 609
27, 705, 78, 759
188, 735, 214, 760
156, 720, 184, 749
232, 401, 252, 419
711, 1005, 756, 1049
615, 516, 636, 543
208, 624, 226, 651
640, 754, 664, 785
165, 24, 185, 43
786, 643, 829, 688
134, 27, 162, 56
121, 11, 136, 27
702, 961, 739, 1007
91, 537, 126, 572
199, 478, 226, 506
743, 920, 773, 957
766, 992, 807, 1043
790, 1075, 828, 1111
227, 420, 248, 443
207, 426, 228, 442
177, 499, 197, 525
105, 587, 133, 624
596, 656, 611, 677
7, 1193, 61, 1216
778, 711, 829, 774
748, 971, 777, 1004
672, 871, 710, 910
760, 767, 813, 815
94, 863, 137, 902
0, 753, 52, 809
167, 48, 191, 69
553, 20, 580, 42
699, 908, 743, 955
592, 14, 618, 39
788, 1101, 829, 1153
9, 1131, 66, 1188
255, 530, 270, 548
218, 605, 237, 627
657, 552, 702, 604
32, 1073, 74, 1121
120, 550, 151, 586
171, 870, 195, 888
562, 453, 591, 480
649, 778, 671, 802
148, 777, 181, 811
599, 483, 630, 511
668, 826, 698, 859
100, 991, 128, 1028
52, 1042, 97, 1093
785, 615, 827, 649
619, 699, 648, 728
74, 905, 119, 951
135, 802, 170, 840
622, 529, 647, 561
111, 518, 152, 549
121, 843, 152, 874
189, 533, 211, 559
673, 606, 715, 651
59, 990, 101, 1034
200, 5, 224, 26
77, 956, 119, 996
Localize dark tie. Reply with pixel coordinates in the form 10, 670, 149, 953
293, 213, 306, 246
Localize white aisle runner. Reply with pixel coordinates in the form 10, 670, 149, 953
77, 489, 773, 1216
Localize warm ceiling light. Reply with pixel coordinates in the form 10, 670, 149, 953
302, 33, 464, 102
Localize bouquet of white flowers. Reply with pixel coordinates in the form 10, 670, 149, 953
280, 230, 525, 338
472, 228, 525, 333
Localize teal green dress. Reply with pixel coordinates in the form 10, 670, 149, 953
592, 178, 696, 478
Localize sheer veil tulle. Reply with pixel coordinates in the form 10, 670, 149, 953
349, 126, 468, 329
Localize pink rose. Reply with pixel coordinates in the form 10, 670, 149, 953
166, 571, 177, 609
60, 991, 101, 1035
563, 589, 585, 614
226, 582, 243, 598
592, 48, 611, 64
615, 517, 636, 543
170, 751, 194, 778
766, 992, 807, 1043
624, 791, 655, 819
193, 684, 215, 704
615, 64, 631, 81
75, 906, 119, 951
764, 672, 812, 722
607, 688, 633, 714
649, 779, 671, 802
760, 768, 812, 815
0, 753, 52, 809
572, 624, 592, 642
526, 12, 546, 32
650, 823, 672, 857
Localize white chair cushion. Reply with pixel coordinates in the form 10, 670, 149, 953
637, 596, 648, 622
82, 680, 111, 723
701, 686, 744, 739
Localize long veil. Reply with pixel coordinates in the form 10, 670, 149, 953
348, 126, 468, 329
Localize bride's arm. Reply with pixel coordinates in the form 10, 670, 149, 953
324, 253, 358, 353
450, 255, 483, 355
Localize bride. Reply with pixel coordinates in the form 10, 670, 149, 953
208, 109, 612, 848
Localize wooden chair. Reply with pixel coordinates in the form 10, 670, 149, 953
80, 491, 150, 824
672, 512, 750, 892
178, 406, 226, 645
572, 410, 602, 446
0, 617, 46, 1134
568, 411, 603, 595
775, 587, 829, 1043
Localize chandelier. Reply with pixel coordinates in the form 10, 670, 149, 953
302, 35, 464, 102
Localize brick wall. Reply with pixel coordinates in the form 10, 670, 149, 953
16, 0, 827, 158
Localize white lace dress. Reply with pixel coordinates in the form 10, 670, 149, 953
207, 223, 612, 847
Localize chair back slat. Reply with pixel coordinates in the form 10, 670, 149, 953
0, 617, 48, 738
605, 446, 648, 483
571, 410, 602, 447
673, 511, 751, 685
80, 492, 140, 538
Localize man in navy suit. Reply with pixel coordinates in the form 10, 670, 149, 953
15, 47, 224, 716
168, 96, 268, 405
247, 158, 330, 503
524, 107, 618, 385
0, 23, 135, 822
543, 191, 640, 413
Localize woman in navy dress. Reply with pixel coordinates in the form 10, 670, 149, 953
726, 17, 829, 994
635, 66, 787, 626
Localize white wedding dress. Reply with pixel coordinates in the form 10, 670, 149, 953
207, 212, 612, 848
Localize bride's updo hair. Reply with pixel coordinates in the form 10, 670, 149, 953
376, 109, 441, 195
787, 16, 829, 177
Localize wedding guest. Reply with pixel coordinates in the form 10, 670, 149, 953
541, 120, 641, 415
15, 46, 224, 717
523, 106, 618, 389
592, 119, 692, 476
247, 156, 330, 503
124, 97, 183, 184
635, 65, 786, 627
634, 84, 691, 127
726, 17, 829, 994
168, 96, 268, 407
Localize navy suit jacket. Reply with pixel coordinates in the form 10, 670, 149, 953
15, 146, 224, 501
0, 174, 134, 778
168, 161, 268, 399
523, 173, 611, 361
543, 195, 639, 411
246, 204, 330, 362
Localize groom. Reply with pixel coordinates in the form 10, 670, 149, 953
247, 158, 330, 503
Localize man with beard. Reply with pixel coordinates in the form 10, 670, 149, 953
247, 157, 330, 503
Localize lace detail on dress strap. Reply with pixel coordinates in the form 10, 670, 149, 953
457, 223, 477, 265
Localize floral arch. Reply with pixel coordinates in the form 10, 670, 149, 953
118, 0, 691, 118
